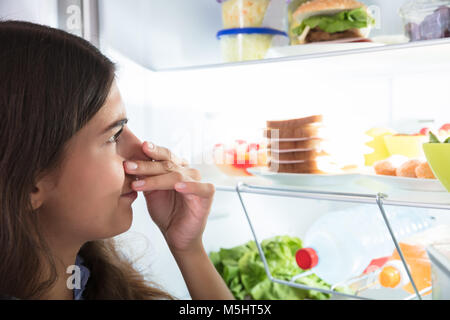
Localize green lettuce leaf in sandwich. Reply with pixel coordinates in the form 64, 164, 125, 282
291, 0, 375, 44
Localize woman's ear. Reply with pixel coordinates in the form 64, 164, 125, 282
30, 184, 45, 211
30, 176, 55, 211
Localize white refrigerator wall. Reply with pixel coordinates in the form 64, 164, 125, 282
0, 0, 57, 27
107, 48, 450, 299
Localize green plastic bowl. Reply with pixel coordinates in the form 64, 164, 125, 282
423, 143, 450, 192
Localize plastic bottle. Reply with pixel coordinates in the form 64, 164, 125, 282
378, 225, 450, 294
295, 206, 434, 285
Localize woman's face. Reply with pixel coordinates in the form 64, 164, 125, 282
36, 81, 146, 245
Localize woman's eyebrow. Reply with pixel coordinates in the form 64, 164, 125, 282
101, 118, 128, 135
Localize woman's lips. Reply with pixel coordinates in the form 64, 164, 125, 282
121, 191, 138, 199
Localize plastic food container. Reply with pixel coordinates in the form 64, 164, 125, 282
426, 243, 450, 299
217, 0, 272, 28
399, 0, 450, 41
383, 134, 428, 158
217, 27, 288, 62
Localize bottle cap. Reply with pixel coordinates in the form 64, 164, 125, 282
295, 248, 319, 270
379, 266, 401, 288
379, 260, 409, 288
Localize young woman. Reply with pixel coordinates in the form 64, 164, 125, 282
0, 20, 234, 300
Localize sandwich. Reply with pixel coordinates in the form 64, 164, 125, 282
291, 0, 375, 44
265, 115, 330, 174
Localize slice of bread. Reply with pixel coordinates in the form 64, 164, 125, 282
268, 138, 323, 150
266, 115, 323, 129
293, 0, 365, 21
268, 149, 329, 161
264, 125, 322, 140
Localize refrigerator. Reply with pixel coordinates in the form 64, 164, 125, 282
3, 0, 450, 300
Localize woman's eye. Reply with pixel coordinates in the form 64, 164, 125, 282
108, 127, 124, 144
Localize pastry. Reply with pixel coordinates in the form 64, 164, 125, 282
415, 161, 436, 179
373, 159, 397, 176
396, 159, 422, 178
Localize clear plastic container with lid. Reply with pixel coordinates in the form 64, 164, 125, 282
216, 27, 288, 62
399, 0, 450, 41
217, 0, 272, 28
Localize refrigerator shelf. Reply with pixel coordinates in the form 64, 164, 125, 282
99, 0, 450, 72
215, 183, 450, 211
157, 37, 450, 73
215, 182, 450, 300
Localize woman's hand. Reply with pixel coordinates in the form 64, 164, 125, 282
124, 141, 215, 254
124, 141, 234, 300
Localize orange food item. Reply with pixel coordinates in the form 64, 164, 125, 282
415, 161, 436, 179
396, 159, 422, 178
379, 242, 431, 295
374, 160, 397, 176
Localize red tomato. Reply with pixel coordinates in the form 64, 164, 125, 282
247, 143, 260, 152
419, 127, 430, 135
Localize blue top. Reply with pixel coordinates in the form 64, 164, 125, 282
73, 255, 90, 300
0, 254, 90, 300
216, 27, 288, 39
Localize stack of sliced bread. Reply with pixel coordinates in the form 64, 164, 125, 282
264, 115, 329, 174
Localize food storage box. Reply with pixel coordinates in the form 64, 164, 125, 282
217, 0, 272, 28
383, 134, 428, 158
217, 27, 288, 62
426, 243, 450, 299
399, 0, 450, 41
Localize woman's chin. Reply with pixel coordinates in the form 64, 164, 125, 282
101, 207, 134, 239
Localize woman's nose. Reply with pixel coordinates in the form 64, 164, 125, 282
124, 130, 150, 162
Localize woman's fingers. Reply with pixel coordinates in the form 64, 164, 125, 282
124, 160, 201, 181
186, 168, 202, 181
124, 142, 201, 189
131, 169, 212, 198
142, 141, 189, 167
124, 159, 178, 176
132, 171, 192, 191
175, 181, 216, 199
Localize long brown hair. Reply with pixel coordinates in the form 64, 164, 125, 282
0, 20, 173, 300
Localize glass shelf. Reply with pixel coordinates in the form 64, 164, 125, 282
215, 181, 450, 210
99, 0, 450, 72
210, 175, 450, 210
